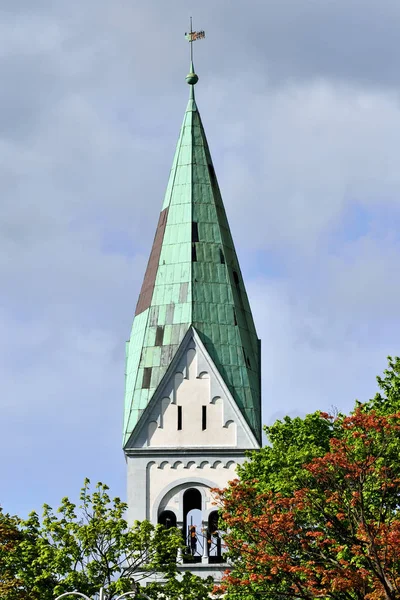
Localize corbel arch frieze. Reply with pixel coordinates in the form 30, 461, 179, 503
150, 458, 237, 470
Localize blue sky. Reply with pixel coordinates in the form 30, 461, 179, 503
1, 0, 400, 518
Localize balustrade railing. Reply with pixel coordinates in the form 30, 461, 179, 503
183, 526, 225, 564
55, 588, 150, 600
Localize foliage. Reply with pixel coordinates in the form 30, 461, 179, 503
143, 571, 214, 600
217, 357, 400, 600
364, 356, 400, 415
236, 410, 338, 494
0, 508, 31, 599
3, 479, 192, 600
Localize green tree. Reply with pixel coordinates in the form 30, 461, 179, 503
237, 356, 400, 497
363, 356, 400, 415
0, 508, 30, 599
216, 356, 400, 600
237, 409, 338, 494
5, 479, 211, 600
144, 571, 214, 600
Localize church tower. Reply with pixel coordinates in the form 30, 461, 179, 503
123, 52, 261, 577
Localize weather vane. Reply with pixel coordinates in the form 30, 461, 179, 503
185, 17, 205, 63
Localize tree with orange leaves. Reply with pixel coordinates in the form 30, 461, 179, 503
217, 357, 400, 600
0, 508, 29, 600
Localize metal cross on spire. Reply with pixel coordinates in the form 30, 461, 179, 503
185, 17, 205, 64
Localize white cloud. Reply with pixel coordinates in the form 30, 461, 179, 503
213, 81, 400, 252
1, 0, 399, 517
247, 231, 400, 428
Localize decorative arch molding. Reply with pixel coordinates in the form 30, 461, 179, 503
146, 461, 157, 477
198, 371, 209, 379
172, 460, 184, 470
172, 372, 184, 403
187, 348, 196, 369
160, 398, 170, 427
150, 458, 237, 470
212, 460, 223, 469
145, 461, 157, 521
151, 476, 219, 524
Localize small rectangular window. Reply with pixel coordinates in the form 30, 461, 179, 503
177, 406, 182, 430
202, 406, 207, 430
208, 163, 216, 182
192, 243, 197, 262
233, 308, 237, 326
155, 326, 164, 346
242, 347, 251, 369
219, 248, 225, 264
142, 367, 152, 389
192, 222, 199, 243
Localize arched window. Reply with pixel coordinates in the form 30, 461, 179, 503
158, 510, 177, 529
183, 488, 202, 563
208, 510, 218, 533
208, 510, 223, 563
157, 510, 178, 564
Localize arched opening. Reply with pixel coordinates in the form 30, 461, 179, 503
158, 510, 177, 529
157, 510, 178, 564
208, 510, 223, 563
183, 488, 202, 563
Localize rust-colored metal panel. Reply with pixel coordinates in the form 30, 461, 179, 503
135, 208, 168, 316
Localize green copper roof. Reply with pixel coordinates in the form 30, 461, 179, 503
123, 71, 261, 446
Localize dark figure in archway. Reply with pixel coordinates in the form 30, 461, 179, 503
189, 525, 197, 555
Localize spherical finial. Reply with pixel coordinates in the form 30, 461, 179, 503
186, 71, 199, 85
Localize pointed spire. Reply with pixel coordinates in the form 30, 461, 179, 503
123, 54, 261, 448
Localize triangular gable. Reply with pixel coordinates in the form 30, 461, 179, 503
124, 327, 259, 451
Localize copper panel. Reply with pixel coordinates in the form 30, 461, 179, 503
142, 367, 152, 389
135, 208, 168, 316
155, 325, 164, 346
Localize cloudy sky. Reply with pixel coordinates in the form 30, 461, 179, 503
1, 0, 400, 517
